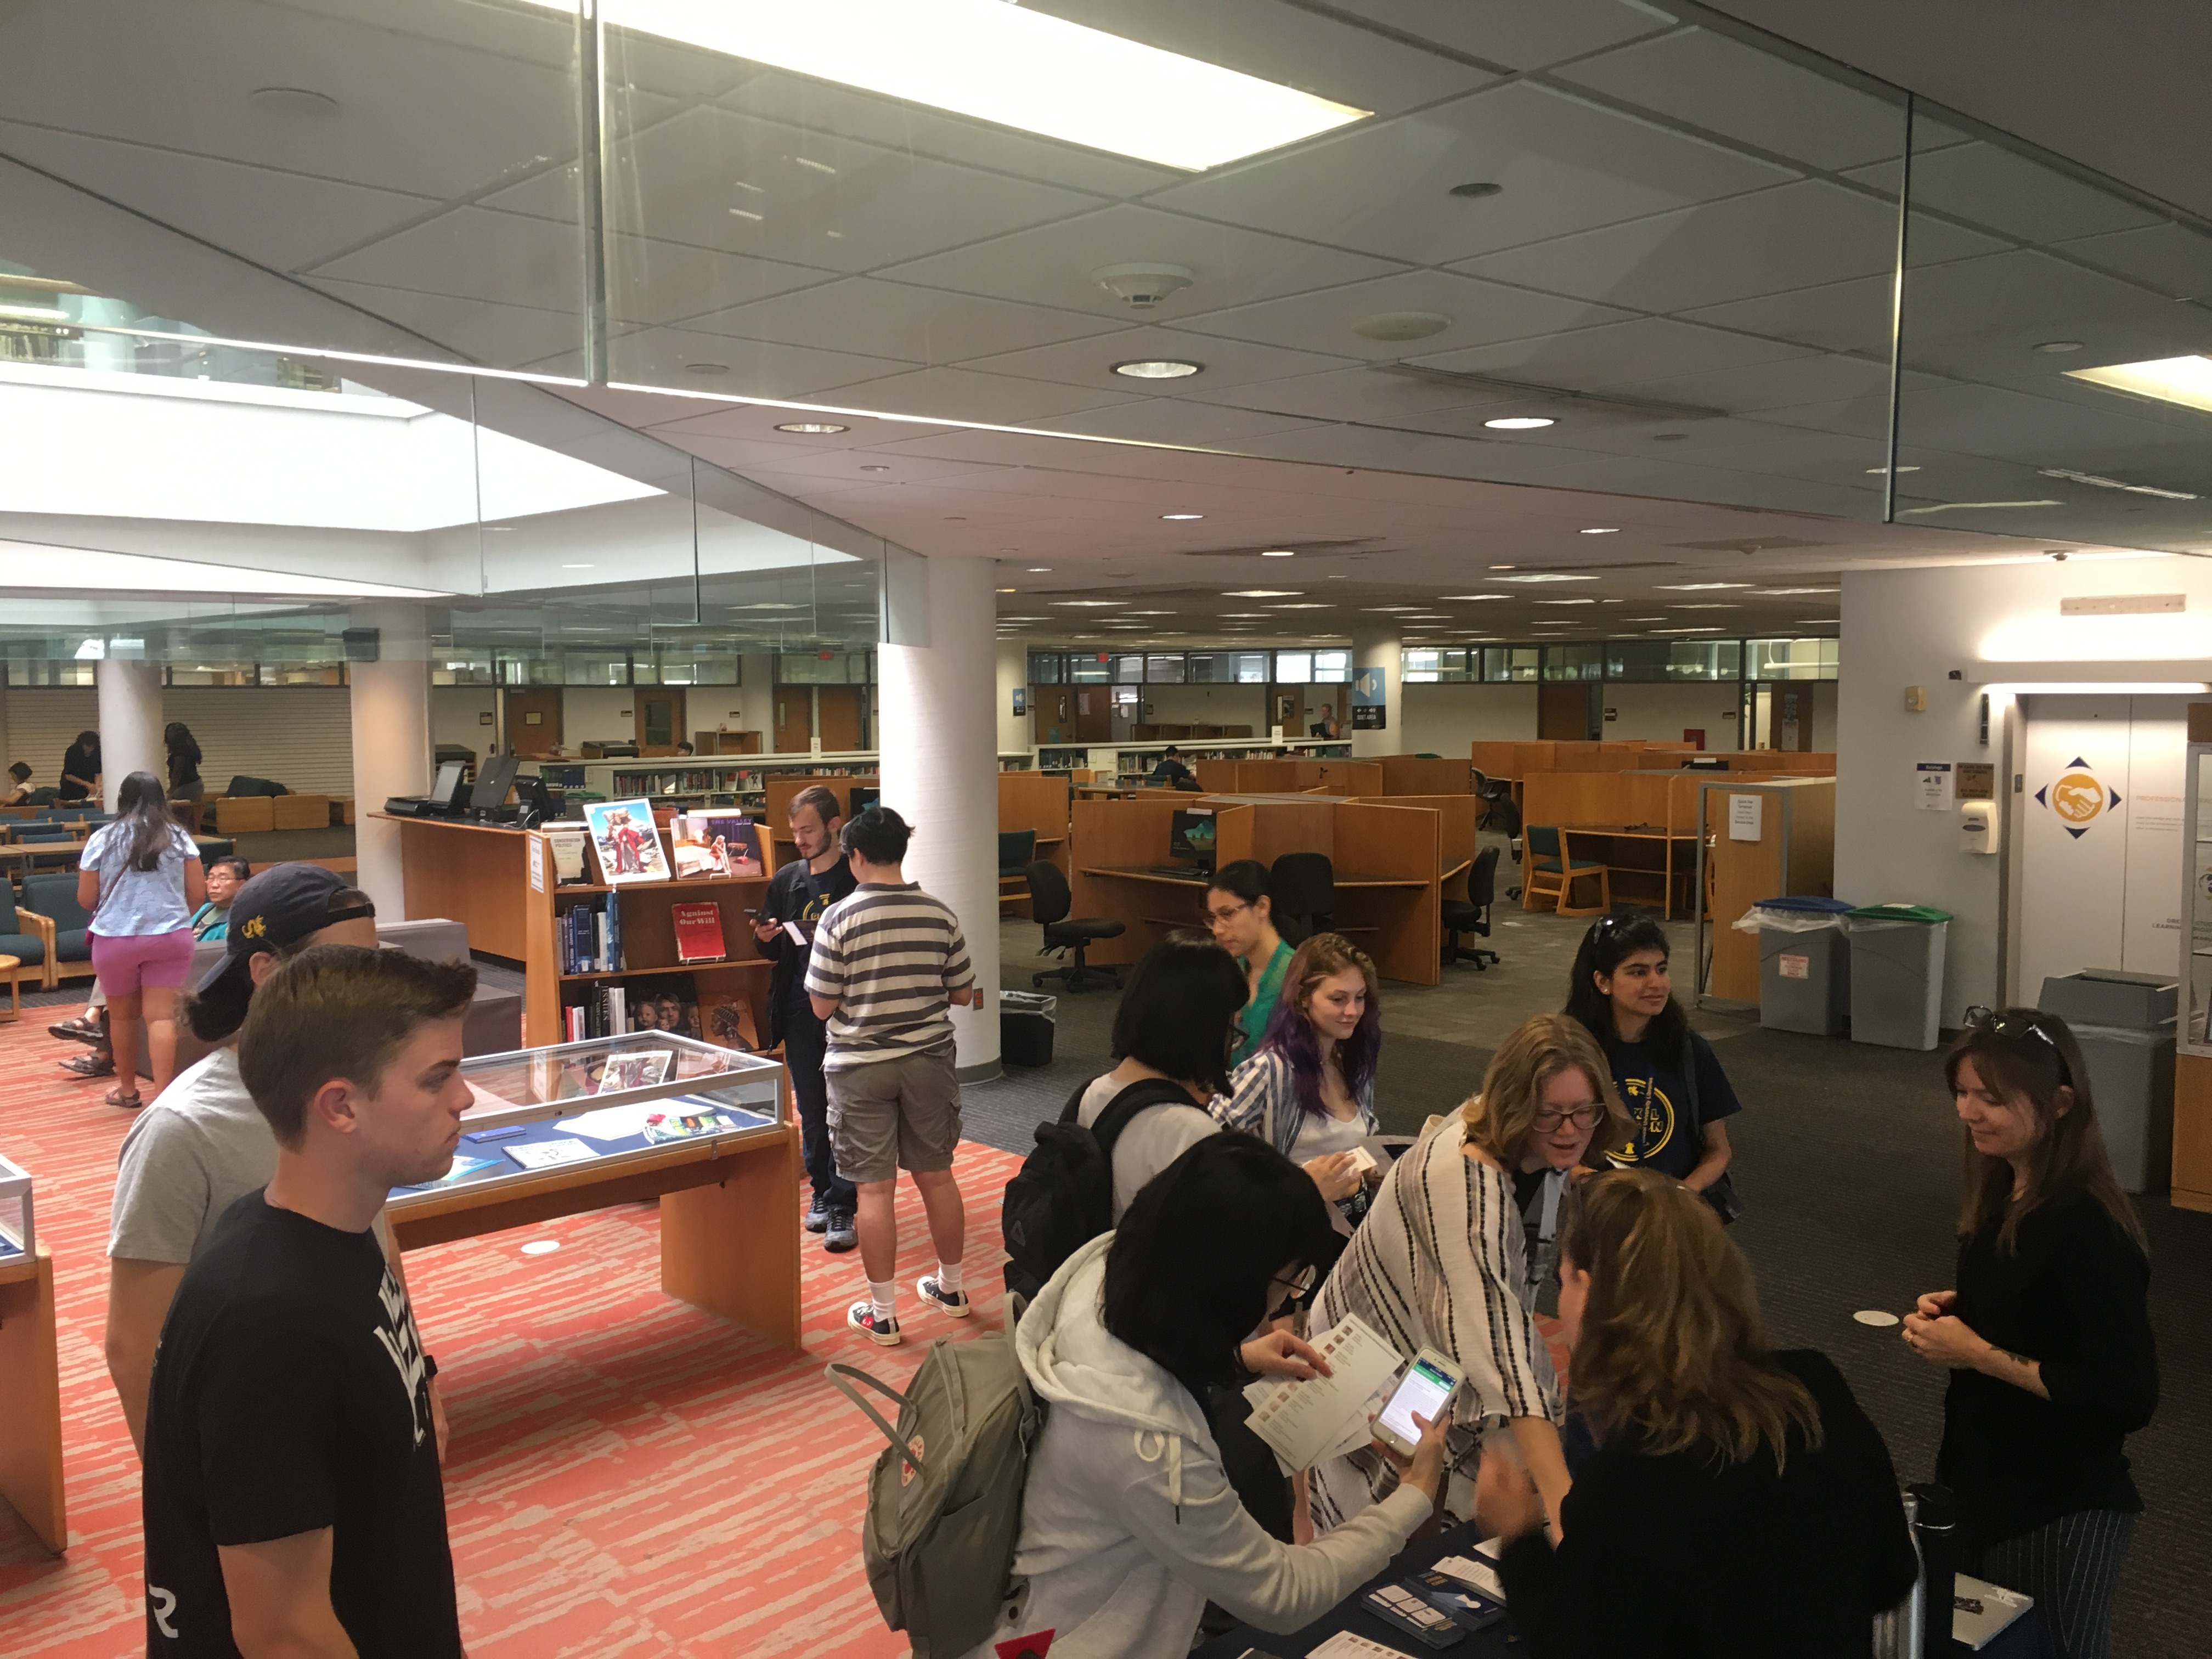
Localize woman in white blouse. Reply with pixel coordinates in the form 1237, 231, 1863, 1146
1214, 932, 1382, 1220
1306, 1013, 1632, 1538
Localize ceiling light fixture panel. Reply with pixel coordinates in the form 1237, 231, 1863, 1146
775, 421, 848, 433
2064, 353, 2212, 412
1225, 589, 1300, 597
1655, 582, 1752, 591
1115, 359, 1204, 379
1484, 416, 1554, 430
1494, 573, 1597, 584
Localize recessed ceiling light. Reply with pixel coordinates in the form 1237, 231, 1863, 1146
1026, 566, 1051, 572
1865, 464, 1920, 474
1579, 527, 1620, 535
1797, 618, 1839, 624
1260, 548, 1297, 557
997, 586, 1017, 592
1623, 616, 1666, 622
775, 421, 848, 434
2035, 340, 2085, 353
684, 362, 730, 374
860, 464, 890, 471
1485, 416, 1554, 430
1362, 606, 1421, 612
2066, 353, 2212, 413
1352, 311, 1451, 342
1218, 612, 1268, 617
1226, 589, 1300, 597
510, 0, 1365, 171
1450, 180, 1503, 198
1117, 360, 1204, 380
1123, 610, 1177, 616
1489, 565, 1516, 570
1496, 573, 1597, 584
1655, 582, 1752, 591
1161, 511, 1204, 520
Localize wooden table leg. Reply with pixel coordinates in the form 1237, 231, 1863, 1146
0, 1248, 67, 1553
659, 1128, 803, 1347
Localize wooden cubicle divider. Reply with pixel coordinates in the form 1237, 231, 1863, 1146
1333, 803, 1444, 985
998, 770, 1071, 915
1699, 777, 1836, 1002
1066, 795, 1205, 967
1379, 756, 1473, 796
1347, 794, 1481, 905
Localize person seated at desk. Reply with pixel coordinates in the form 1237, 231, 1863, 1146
1487, 1169, 1917, 1657
2, 760, 31, 805
1147, 744, 1194, 786
1205, 860, 1293, 1068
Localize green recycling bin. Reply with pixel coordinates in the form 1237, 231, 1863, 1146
1846, 904, 1953, 1051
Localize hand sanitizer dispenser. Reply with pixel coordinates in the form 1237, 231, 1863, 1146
1960, 798, 1997, 854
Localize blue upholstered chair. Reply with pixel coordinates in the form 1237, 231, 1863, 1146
19, 871, 97, 988
0, 878, 49, 997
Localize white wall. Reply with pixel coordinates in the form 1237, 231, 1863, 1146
1400, 684, 1538, 754
1603, 682, 1745, 746
431, 687, 495, 755
3, 687, 98, 791
1838, 554, 2212, 1024
1132, 683, 1269, 732
563, 687, 636, 748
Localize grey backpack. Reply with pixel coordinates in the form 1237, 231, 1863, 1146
828, 1331, 1041, 1657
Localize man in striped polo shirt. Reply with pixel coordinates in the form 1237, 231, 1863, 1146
805, 805, 979, 1345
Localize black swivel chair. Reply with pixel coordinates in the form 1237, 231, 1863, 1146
1442, 844, 1502, 970
1268, 853, 1335, 946
1025, 860, 1125, 991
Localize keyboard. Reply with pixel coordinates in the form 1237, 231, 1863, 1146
1146, 864, 1207, 879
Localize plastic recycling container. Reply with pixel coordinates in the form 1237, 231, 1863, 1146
1846, 905, 1953, 1051
1745, 896, 1855, 1036
1000, 991, 1058, 1068
2039, 970, 2177, 1193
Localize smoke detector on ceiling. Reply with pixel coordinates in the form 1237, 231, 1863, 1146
1092, 262, 1196, 308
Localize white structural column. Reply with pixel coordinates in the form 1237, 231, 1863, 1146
349, 601, 432, 921
1349, 625, 1403, 759
96, 657, 164, 810
881, 554, 1002, 1079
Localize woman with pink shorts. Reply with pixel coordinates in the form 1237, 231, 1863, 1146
77, 772, 205, 1109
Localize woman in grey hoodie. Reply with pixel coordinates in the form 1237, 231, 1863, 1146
964, 1136, 1448, 1659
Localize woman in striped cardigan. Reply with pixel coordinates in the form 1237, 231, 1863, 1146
1306, 1014, 1632, 1537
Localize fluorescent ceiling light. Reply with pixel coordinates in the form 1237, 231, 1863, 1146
1754, 587, 1839, 595
1495, 573, 1597, 584
2065, 354, 2212, 414
1864, 465, 1920, 475
1988, 681, 2212, 695
1579, 527, 1620, 535
1269, 602, 1329, 609
1535, 598, 1596, 606
1622, 616, 1666, 622
1362, 606, 1422, 612
1116, 360, 1204, 379
1656, 582, 1751, 591
1026, 566, 1051, 572
1899, 500, 2063, 514
1669, 603, 1739, 610
2037, 466, 2198, 501
1052, 599, 1124, 607
1260, 548, 1296, 557
1649, 627, 1723, 634
524, 0, 1368, 171
1439, 594, 1510, 601
1161, 512, 1204, 521
774, 421, 848, 434
1226, 589, 1300, 597
1484, 416, 1554, 430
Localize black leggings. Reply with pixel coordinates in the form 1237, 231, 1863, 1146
1962, 1509, 2135, 1659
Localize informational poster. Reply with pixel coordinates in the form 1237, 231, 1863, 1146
1915, 761, 1954, 810
1351, 664, 1388, 731
1956, 762, 1996, 800
1011, 687, 1026, 715
1728, 794, 1762, 841
527, 834, 545, 894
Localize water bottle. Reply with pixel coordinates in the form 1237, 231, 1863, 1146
1909, 1482, 1957, 1659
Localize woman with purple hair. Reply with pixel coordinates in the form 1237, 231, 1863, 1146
1213, 932, 1383, 1224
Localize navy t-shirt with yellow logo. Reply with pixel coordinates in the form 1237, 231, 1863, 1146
1605, 1031, 1741, 1179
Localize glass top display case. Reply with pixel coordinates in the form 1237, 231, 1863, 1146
2187, 735, 2212, 1053
387, 1033, 785, 1210
0, 1151, 33, 1265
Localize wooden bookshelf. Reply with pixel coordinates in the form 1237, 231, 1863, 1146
522, 828, 776, 1051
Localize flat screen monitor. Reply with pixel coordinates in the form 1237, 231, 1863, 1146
471, 753, 521, 809
430, 760, 467, 810
1169, 808, 1216, 869
847, 785, 881, 816
515, 773, 560, 819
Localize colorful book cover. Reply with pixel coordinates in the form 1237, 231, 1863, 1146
697, 989, 760, 1052
584, 798, 670, 885
671, 900, 728, 963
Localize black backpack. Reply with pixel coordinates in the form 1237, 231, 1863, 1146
1001, 1075, 1197, 1304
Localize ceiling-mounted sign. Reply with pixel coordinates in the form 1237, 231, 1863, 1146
1351, 663, 1387, 730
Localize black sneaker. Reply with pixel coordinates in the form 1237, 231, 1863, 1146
823, 1210, 857, 1253
916, 1274, 972, 1319
847, 1301, 900, 1346
804, 1196, 832, 1234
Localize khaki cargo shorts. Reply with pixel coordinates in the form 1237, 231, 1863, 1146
826, 1046, 962, 1184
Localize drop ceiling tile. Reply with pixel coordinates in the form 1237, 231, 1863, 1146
1855, 142, 2163, 245
0, 0, 598, 201
1152, 81, 1793, 267
961, 321, 1358, 393
680, 276, 1122, 365
1605, 351, 1895, 416
1196, 363, 1517, 422
803, 366, 1143, 427
1898, 379, 2188, 459
1321, 0, 1671, 70
880, 204, 1402, 323
1406, 315, 1815, 393
596, 326, 916, 399
1680, 272, 1892, 357
304, 278, 582, 368
487, 104, 1105, 275
1553, 27, 1907, 173
1027, 0, 1496, 116
1456, 181, 2000, 313
1897, 250, 2206, 347
2051, 222, 2212, 301
1171, 268, 1632, 359
1043, 400, 1330, 448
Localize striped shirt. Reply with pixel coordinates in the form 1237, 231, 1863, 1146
804, 882, 973, 1069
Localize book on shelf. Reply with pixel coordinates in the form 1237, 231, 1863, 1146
697, 988, 761, 1052
558, 895, 624, 975
561, 974, 698, 1041
671, 900, 728, 963
546, 827, 590, 883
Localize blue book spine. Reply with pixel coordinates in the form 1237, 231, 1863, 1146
606, 895, 622, 973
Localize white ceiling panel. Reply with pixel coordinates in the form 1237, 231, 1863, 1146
1457, 181, 1998, 313
304, 278, 581, 368
1861, 142, 2165, 245
1605, 351, 1897, 417
1680, 272, 1894, 357
0, 121, 438, 274
961, 322, 1358, 394
1896, 250, 2208, 347
1026, 0, 1496, 117
1196, 363, 1519, 422
799, 366, 1142, 427
1152, 81, 1795, 267
1323, 0, 1672, 71
1554, 27, 1907, 172
1041, 400, 1331, 449
879, 204, 1402, 323
1406, 315, 1816, 392
1898, 380, 2189, 457
675, 276, 1120, 366
592, 327, 916, 399
1169, 268, 1632, 360
0, 0, 589, 202
2053, 222, 2212, 301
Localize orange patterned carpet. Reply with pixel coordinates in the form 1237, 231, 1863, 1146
0, 1019, 1019, 1657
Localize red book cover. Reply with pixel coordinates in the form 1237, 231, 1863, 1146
670, 901, 727, 964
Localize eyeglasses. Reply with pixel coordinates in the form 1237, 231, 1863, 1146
1964, 1007, 2074, 1086
1205, 900, 1252, 928
1532, 1104, 1604, 1132
1267, 1265, 1317, 1316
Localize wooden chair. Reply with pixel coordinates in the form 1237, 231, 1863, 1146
1523, 826, 1610, 917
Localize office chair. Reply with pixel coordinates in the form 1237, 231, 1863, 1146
1268, 852, 1334, 945
1442, 845, 1502, 970
997, 829, 1037, 879
1025, 860, 1124, 991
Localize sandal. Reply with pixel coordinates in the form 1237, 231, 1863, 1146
62, 1051, 116, 1078
49, 1017, 104, 1045
104, 1087, 143, 1110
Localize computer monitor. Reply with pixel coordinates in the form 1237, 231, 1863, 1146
514, 773, 560, 821
847, 785, 881, 816
1169, 808, 1216, 871
471, 753, 521, 809
430, 760, 468, 812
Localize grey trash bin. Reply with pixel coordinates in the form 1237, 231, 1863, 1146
2038, 970, 2176, 1194
1846, 905, 1952, 1051
1001, 991, 1058, 1068
1750, 896, 1854, 1036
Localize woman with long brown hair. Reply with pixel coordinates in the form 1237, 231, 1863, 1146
1305, 1014, 1632, 1537
1488, 1169, 1917, 1655
1903, 1010, 2157, 1659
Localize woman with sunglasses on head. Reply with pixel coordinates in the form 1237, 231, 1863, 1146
1903, 1010, 2156, 1659
1483, 1170, 1917, 1657
1205, 860, 1294, 1068
1214, 932, 1383, 1220
1564, 916, 1741, 1209
964, 1135, 1450, 1659
1306, 1014, 1632, 1538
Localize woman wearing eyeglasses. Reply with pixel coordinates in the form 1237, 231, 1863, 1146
1564, 916, 1741, 1214
1903, 1011, 2157, 1659
964, 1135, 1450, 1659
1306, 1014, 1632, 1537
1205, 860, 1294, 1068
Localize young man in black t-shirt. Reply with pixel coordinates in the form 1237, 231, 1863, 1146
142, 944, 478, 1657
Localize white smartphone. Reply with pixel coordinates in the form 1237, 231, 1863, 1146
1373, 1346, 1463, 1456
